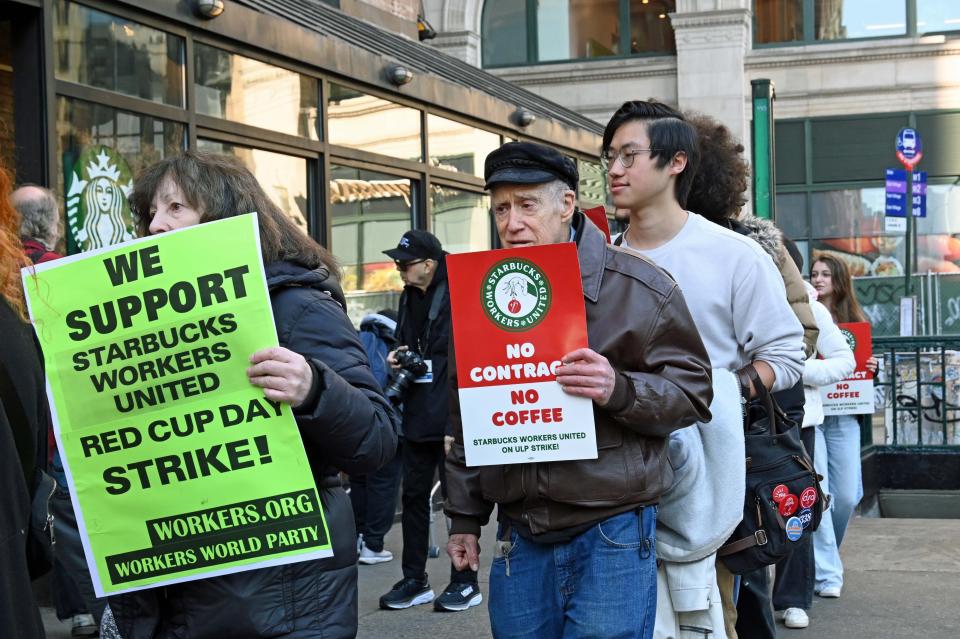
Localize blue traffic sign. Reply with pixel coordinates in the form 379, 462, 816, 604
885, 168, 908, 217
913, 171, 927, 218
896, 128, 923, 168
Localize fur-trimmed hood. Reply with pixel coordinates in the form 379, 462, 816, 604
732, 214, 783, 261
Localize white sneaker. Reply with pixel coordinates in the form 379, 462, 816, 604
71, 613, 98, 637
817, 585, 842, 598
783, 608, 809, 629
358, 542, 393, 565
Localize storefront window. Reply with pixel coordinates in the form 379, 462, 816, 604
537, 0, 620, 61
578, 159, 607, 209
806, 185, 960, 280
330, 165, 413, 322
777, 193, 808, 241
917, 0, 960, 34
755, 0, 912, 44
815, 0, 906, 40
427, 115, 500, 178
809, 188, 894, 270
194, 44, 319, 139
327, 84, 422, 162
482, 0, 675, 66
629, 0, 677, 54
754, 0, 804, 43
196, 139, 310, 233
481, 0, 528, 67
56, 96, 185, 253
53, 0, 184, 106
430, 186, 491, 254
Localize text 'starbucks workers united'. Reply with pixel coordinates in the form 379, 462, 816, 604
448, 243, 598, 467
482, 258, 552, 332
23, 215, 333, 596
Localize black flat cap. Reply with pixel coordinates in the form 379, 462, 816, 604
484, 141, 579, 193
383, 229, 444, 261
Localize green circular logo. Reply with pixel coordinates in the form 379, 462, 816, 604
840, 328, 856, 352
481, 258, 552, 332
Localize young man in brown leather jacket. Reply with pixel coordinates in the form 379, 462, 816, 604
443, 141, 713, 638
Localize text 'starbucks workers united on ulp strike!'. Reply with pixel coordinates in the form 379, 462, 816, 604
23, 214, 332, 596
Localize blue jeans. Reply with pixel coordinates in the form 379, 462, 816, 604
489, 508, 657, 639
813, 415, 864, 591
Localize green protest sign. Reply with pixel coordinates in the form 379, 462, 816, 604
23, 214, 332, 596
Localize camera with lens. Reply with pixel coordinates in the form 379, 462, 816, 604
385, 348, 429, 403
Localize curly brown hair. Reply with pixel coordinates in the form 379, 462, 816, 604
684, 113, 750, 220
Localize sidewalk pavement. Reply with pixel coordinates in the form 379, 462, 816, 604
41, 516, 960, 638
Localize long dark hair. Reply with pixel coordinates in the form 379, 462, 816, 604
130, 151, 339, 278
812, 253, 866, 323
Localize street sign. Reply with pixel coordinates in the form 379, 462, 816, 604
885, 168, 908, 217
912, 171, 928, 217
896, 128, 923, 168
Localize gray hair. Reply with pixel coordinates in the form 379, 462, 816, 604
13, 185, 60, 249
543, 179, 575, 210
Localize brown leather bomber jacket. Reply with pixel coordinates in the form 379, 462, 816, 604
444, 214, 714, 537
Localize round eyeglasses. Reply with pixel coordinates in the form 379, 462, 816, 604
600, 147, 660, 171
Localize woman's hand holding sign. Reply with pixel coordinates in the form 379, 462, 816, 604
247, 347, 314, 408
556, 348, 616, 407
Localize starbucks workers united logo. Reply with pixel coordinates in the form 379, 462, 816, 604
482, 258, 552, 331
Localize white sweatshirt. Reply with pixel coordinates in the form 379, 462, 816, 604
802, 283, 856, 427
619, 213, 805, 392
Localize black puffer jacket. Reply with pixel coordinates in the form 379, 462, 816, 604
111, 261, 399, 639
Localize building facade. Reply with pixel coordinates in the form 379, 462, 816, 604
426, 0, 960, 333
1, 0, 604, 323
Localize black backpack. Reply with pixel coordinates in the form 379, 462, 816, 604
718, 366, 826, 575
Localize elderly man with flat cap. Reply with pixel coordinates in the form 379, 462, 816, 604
443, 142, 714, 638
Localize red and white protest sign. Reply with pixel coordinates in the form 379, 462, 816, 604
821, 322, 875, 415
447, 243, 597, 467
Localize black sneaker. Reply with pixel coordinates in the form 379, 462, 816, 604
379, 576, 434, 610
434, 581, 483, 612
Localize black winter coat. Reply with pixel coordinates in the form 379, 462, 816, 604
395, 256, 451, 442
111, 261, 399, 639
0, 298, 46, 639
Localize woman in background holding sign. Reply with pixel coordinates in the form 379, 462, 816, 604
809, 254, 877, 600
109, 152, 399, 639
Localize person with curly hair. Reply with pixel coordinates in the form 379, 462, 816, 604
0, 159, 48, 639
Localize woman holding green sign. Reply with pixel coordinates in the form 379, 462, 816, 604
108, 151, 399, 639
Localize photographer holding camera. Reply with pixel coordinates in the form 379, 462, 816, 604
379, 230, 481, 612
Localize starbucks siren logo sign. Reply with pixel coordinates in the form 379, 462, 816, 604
840, 328, 856, 353
66, 146, 135, 253
482, 258, 552, 331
